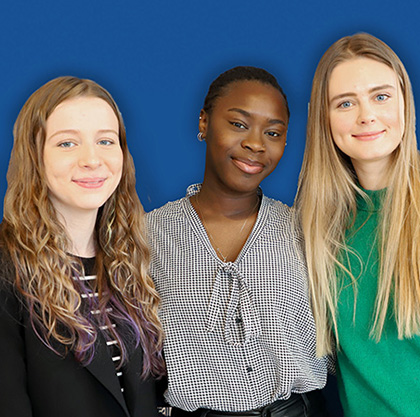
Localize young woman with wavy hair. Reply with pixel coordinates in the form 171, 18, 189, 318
0, 76, 164, 417
295, 33, 420, 415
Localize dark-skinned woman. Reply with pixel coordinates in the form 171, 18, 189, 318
147, 66, 330, 417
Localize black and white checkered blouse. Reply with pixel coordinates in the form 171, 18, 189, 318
147, 184, 328, 412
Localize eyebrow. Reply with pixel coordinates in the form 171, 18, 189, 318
228, 108, 286, 126
329, 84, 396, 103
48, 129, 119, 140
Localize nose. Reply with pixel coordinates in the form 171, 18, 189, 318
357, 101, 376, 125
79, 144, 102, 169
241, 130, 265, 153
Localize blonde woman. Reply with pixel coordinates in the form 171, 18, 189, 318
296, 33, 420, 416
0, 76, 165, 417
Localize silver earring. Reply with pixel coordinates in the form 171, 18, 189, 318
197, 132, 205, 142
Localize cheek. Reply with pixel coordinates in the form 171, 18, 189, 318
43, 155, 64, 184
115, 155, 124, 175
276, 145, 286, 162
329, 113, 354, 145
268, 143, 286, 166
108, 148, 124, 174
112, 153, 124, 184
382, 105, 404, 133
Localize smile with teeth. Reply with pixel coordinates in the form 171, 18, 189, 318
232, 157, 264, 174
72, 178, 106, 189
352, 130, 386, 141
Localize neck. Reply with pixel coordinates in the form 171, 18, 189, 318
197, 180, 260, 218
352, 158, 392, 190
55, 208, 98, 258
192, 181, 261, 263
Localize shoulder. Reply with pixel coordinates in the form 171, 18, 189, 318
0, 249, 24, 323
147, 197, 185, 218
263, 196, 294, 224
146, 184, 200, 227
264, 196, 291, 212
146, 197, 188, 231
0, 247, 16, 290
261, 196, 304, 241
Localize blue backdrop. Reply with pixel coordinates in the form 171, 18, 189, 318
1, 1, 418, 414
1, 0, 418, 213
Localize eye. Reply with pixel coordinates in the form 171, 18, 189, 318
375, 93, 390, 102
230, 121, 247, 129
266, 131, 281, 138
338, 100, 352, 109
98, 139, 116, 146
58, 141, 75, 148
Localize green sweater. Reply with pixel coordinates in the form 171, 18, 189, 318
336, 188, 420, 417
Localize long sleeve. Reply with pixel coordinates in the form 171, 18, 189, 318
0, 282, 33, 416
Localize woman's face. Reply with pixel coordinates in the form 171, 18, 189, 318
43, 96, 123, 220
200, 80, 288, 194
328, 57, 404, 176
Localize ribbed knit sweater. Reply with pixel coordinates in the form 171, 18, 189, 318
336, 188, 420, 416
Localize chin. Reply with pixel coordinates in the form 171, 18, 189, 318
229, 180, 261, 194
76, 199, 109, 212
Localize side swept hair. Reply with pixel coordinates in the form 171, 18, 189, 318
1, 76, 165, 377
295, 33, 420, 356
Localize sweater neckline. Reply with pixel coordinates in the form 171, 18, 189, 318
356, 187, 386, 212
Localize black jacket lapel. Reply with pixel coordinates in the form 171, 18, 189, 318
122, 345, 159, 417
84, 333, 130, 417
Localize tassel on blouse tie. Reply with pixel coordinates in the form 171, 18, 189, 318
206, 262, 261, 346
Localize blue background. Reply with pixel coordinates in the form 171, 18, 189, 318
1, 0, 418, 213
1, 1, 419, 414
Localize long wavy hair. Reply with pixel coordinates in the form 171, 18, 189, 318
1, 76, 165, 377
295, 33, 420, 356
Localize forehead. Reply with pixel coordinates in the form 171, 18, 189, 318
47, 96, 118, 131
215, 80, 288, 119
328, 57, 399, 97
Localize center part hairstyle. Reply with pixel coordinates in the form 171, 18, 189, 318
1, 76, 165, 377
295, 33, 420, 356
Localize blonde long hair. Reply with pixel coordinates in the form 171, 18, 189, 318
1, 76, 165, 377
295, 33, 420, 356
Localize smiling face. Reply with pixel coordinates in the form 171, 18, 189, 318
199, 80, 289, 195
43, 96, 123, 221
328, 57, 405, 179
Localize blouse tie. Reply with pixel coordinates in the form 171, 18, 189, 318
206, 262, 261, 346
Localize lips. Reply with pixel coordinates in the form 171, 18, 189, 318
72, 178, 106, 189
232, 157, 264, 175
352, 130, 386, 141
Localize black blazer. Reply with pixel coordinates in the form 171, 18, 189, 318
0, 278, 159, 417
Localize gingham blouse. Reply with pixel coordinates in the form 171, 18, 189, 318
146, 184, 328, 412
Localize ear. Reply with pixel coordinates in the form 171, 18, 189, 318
198, 109, 209, 139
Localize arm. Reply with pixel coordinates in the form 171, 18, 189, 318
0, 282, 33, 416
